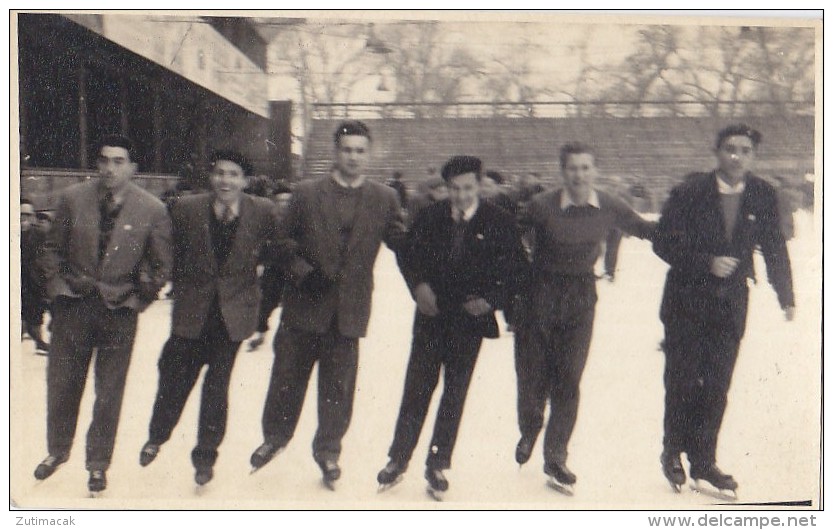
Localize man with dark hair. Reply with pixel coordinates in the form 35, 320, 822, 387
386, 170, 409, 210
481, 170, 519, 216
20, 198, 49, 354
34, 134, 172, 494
654, 124, 794, 497
376, 155, 527, 499
250, 120, 406, 488
139, 150, 280, 487
513, 142, 655, 494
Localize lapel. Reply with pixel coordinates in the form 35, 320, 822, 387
344, 183, 372, 256
317, 178, 342, 247
731, 175, 757, 247
222, 194, 252, 275
200, 195, 219, 274
703, 172, 731, 245
98, 184, 135, 272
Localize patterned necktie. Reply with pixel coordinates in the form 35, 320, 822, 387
450, 211, 467, 262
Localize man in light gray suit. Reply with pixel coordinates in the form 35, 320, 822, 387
250, 120, 406, 488
34, 135, 172, 494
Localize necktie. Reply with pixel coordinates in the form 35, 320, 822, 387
450, 212, 467, 262
220, 204, 234, 224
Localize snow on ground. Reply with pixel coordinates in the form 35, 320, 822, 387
10, 211, 821, 512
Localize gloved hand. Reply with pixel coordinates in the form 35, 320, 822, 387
301, 269, 335, 298
65, 274, 97, 296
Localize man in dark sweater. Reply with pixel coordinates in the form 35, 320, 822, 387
139, 150, 280, 487
653, 124, 794, 496
375, 156, 527, 499
513, 142, 655, 494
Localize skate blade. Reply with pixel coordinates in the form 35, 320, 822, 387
377, 475, 404, 493
322, 478, 337, 491
88, 491, 104, 499
426, 486, 445, 502
546, 477, 575, 497
690, 481, 738, 501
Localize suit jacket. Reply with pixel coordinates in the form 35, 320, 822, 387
41, 180, 172, 312
169, 193, 280, 342
399, 199, 528, 339
277, 176, 406, 338
653, 171, 794, 338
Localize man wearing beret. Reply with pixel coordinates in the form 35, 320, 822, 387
139, 150, 280, 487
34, 135, 172, 494
250, 120, 407, 489
376, 155, 527, 499
513, 142, 655, 495
653, 124, 794, 497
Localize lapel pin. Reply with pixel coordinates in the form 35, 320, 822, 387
476, 233, 485, 240
747, 214, 756, 221
124, 224, 133, 231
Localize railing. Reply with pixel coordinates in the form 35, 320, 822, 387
312, 100, 815, 120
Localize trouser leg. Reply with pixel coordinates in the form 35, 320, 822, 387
312, 328, 359, 464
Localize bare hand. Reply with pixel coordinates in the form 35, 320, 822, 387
463, 297, 492, 317
413, 283, 439, 316
784, 306, 796, 322
710, 256, 740, 278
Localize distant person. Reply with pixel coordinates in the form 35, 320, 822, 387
408, 176, 448, 220
481, 170, 519, 216
140, 150, 280, 487
376, 156, 527, 499
249, 121, 406, 489
386, 170, 409, 210
653, 124, 794, 497
513, 142, 655, 495
20, 198, 49, 355
34, 135, 172, 495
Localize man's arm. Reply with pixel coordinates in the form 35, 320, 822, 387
652, 185, 714, 278
611, 195, 656, 240
137, 204, 173, 301
758, 186, 795, 315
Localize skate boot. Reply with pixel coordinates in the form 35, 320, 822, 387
425, 467, 449, 501
33, 454, 69, 480
139, 442, 160, 467
690, 463, 738, 500
250, 442, 284, 473
195, 466, 214, 487
88, 470, 107, 496
377, 459, 407, 492
545, 461, 576, 496
318, 459, 341, 490
515, 434, 537, 466
660, 450, 686, 492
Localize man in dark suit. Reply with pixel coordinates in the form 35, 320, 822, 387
139, 150, 279, 486
654, 124, 794, 496
513, 142, 655, 494
375, 156, 527, 499
250, 121, 406, 488
34, 135, 172, 494
21, 198, 50, 354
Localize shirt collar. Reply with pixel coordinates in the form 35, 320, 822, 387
560, 188, 600, 210
332, 169, 366, 189
98, 183, 129, 206
715, 173, 746, 195
450, 199, 479, 222
213, 198, 241, 219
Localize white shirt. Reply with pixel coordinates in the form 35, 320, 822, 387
716, 174, 746, 195
213, 199, 241, 221
560, 188, 600, 210
452, 200, 479, 222
332, 170, 366, 189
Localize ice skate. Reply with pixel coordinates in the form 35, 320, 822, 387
660, 450, 686, 493
377, 460, 407, 493
139, 442, 160, 467
195, 466, 214, 487
87, 470, 107, 497
249, 442, 284, 473
689, 464, 738, 501
319, 459, 341, 491
545, 461, 576, 496
425, 468, 448, 501
33, 454, 68, 481
515, 434, 537, 467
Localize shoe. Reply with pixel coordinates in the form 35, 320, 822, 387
318, 459, 341, 483
690, 463, 738, 492
35, 342, 49, 355
195, 466, 213, 486
139, 442, 160, 467
544, 461, 576, 486
88, 470, 107, 493
250, 442, 283, 471
33, 454, 68, 480
377, 459, 408, 485
661, 450, 686, 490
515, 434, 536, 465
425, 467, 449, 492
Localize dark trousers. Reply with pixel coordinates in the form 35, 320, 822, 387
662, 298, 742, 467
47, 295, 138, 471
387, 317, 483, 470
256, 265, 285, 333
514, 275, 596, 466
147, 302, 241, 468
261, 322, 359, 464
